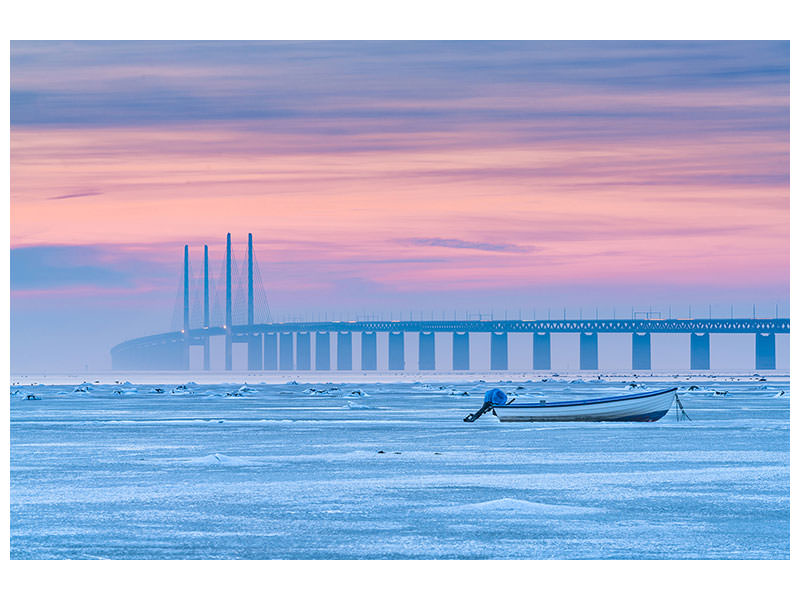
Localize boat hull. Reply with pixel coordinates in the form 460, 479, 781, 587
492, 388, 678, 422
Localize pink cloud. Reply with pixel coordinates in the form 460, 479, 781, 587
10, 120, 788, 296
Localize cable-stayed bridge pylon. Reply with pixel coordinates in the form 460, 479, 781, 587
171, 232, 272, 370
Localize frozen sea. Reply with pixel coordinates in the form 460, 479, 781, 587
10, 374, 790, 559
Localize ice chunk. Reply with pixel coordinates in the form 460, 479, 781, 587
345, 400, 377, 410
414, 384, 437, 390
304, 387, 339, 395
431, 498, 604, 515
185, 453, 256, 466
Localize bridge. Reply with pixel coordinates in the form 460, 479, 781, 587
111, 234, 789, 372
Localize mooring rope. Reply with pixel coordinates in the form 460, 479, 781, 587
674, 392, 691, 421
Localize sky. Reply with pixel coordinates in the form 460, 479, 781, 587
9, 41, 790, 372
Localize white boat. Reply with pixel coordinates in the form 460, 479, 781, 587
464, 387, 680, 423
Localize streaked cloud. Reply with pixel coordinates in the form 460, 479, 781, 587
10, 244, 172, 292
11, 245, 129, 290
401, 237, 530, 254
47, 190, 102, 200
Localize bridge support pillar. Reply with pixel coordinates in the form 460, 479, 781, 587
453, 332, 469, 370
182, 244, 190, 370
389, 332, 405, 370
315, 332, 330, 370
419, 332, 435, 370
755, 333, 776, 370
225, 233, 232, 370
279, 333, 294, 370
361, 332, 377, 370
182, 336, 190, 370
632, 333, 651, 370
248, 334, 263, 370
690, 333, 710, 370
579, 332, 598, 370
296, 332, 311, 370
533, 332, 551, 370
263, 333, 278, 370
174, 339, 192, 370
337, 332, 352, 370
490, 332, 508, 370
202, 245, 210, 370
176, 340, 189, 370
113, 337, 186, 370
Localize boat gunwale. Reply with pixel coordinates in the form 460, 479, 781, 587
492, 387, 678, 409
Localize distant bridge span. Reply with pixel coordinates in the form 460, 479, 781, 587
110, 234, 789, 371
111, 318, 788, 371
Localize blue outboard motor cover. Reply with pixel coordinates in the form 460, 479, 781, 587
484, 388, 508, 406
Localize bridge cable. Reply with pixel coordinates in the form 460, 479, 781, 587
169, 260, 185, 332
251, 246, 273, 323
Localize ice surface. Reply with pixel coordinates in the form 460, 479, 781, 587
10, 375, 789, 559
